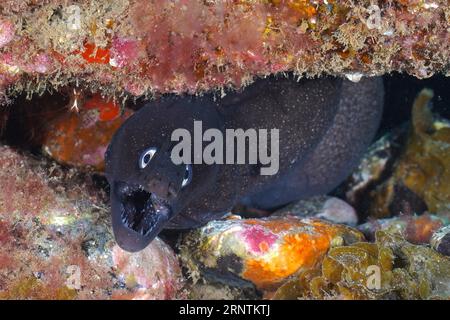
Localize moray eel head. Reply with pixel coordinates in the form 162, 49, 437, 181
109, 181, 175, 252
105, 96, 222, 252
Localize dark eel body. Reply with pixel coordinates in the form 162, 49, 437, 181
105, 75, 384, 252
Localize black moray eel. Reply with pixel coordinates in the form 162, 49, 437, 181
105, 75, 384, 252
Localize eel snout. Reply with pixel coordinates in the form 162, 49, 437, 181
111, 181, 173, 252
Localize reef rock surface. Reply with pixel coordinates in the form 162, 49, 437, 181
0, 145, 184, 299
0, 0, 449, 101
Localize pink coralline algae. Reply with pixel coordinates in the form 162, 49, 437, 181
0, 19, 14, 49
0, 145, 185, 299
0, 1, 448, 100
110, 37, 146, 69
241, 225, 279, 254
112, 239, 183, 300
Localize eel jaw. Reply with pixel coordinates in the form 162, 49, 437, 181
111, 181, 173, 252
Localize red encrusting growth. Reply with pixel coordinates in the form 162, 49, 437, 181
80, 43, 110, 65
83, 93, 120, 121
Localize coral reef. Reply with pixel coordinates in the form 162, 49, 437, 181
1, 82, 450, 299
272, 231, 450, 300
0, 3, 449, 298
0, 0, 448, 101
0, 145, 184, 299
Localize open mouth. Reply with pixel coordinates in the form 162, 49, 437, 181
115, 182, 172, 236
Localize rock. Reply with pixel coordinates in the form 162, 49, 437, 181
340, 129, 405, 216
389, 89, 450, 215
274, 196, 358, 226
340, 128, 431, 220
111, 239, 184, 300
0, 19, 14, 49
42, 93, 133, 171
1, 1, 449, 98
342, 89, 450, 219
357, 213, 449, 244
0, 145, 184, 299
187, 282, 259, 300
273, 231, 450, 300
431, 225, 450, 257
180, 216, 364, 291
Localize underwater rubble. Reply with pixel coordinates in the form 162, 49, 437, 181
431, 225, 450, 257
179, 211, 449, 300
357, 213, 449, 244
0, 0, 449, 101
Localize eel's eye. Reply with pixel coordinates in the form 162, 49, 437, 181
139, 147, 157, 169
181, 164, 192, 188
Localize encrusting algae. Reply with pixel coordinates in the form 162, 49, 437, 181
0, 0, 449, 101
368, 89, 450, 218
357, 213, 449, 244
180, 216, 365, 290
42, 92, 133, 171
272, 231, 450, 300
0, 145, 185, 300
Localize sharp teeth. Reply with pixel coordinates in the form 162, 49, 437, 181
120, 186, 161, 234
